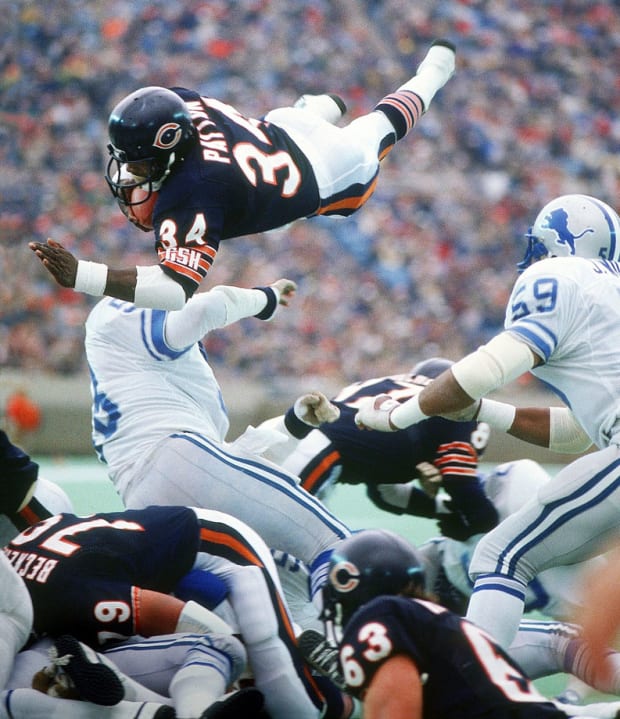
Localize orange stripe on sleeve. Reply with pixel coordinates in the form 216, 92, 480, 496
300, 451, 341, 494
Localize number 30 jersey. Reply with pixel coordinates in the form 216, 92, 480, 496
505, 257, 620, 448
4, 506, 200, 644
339, 595, 566, 718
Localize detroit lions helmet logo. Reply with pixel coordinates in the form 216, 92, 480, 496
540, 207, 595, 255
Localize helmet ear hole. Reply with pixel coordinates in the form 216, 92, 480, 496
410, 356, 454, 381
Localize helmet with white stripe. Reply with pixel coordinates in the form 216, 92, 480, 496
518, 194, 620, 272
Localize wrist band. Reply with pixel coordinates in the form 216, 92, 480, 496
74, 260, 108, 296
284, 406, 313, 439
390, 395, 427, 430
476, 398, 516, 432
253, 286, 278, 320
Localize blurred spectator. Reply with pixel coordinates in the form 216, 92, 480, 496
4, 390, 42, 445
2, 1, 619, 400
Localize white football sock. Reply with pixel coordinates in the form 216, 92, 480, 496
399, 42, 456, 111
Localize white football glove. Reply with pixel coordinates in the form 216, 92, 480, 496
294, 392, 340, 427
271, 278, 297, 307
377, 480, 416, 509
354, 394, 400, 432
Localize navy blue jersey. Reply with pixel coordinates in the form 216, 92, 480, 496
293, 373, 497, 539
151, 88, 320, 295
4, 506, 200, 644
300, 374, 485, 491
326, 375, 477, 482
340, 596, 566, 718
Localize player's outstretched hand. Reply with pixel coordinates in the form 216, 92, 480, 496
29, 238, 78, 288
271, 278, 297, 306
354, 394, 400, 432
294, 392, 340, 427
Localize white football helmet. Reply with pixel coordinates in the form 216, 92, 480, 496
518, 194, 620, 272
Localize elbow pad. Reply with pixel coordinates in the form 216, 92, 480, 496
134, 265, 187, 310
451, 333, 536, 400
549, 407, 592, 454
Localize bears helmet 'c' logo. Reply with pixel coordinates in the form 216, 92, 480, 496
153, 123, 184, 150
329, 560, 360, 593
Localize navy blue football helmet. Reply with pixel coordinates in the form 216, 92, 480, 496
322, 529, 425, 629
410, 356, 453, 382
518, 194, 620, 272
105, 86, 197, 206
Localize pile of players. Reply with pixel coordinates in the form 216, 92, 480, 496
6, 33, 620, 719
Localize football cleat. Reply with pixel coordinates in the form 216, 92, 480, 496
403, 39, 456, 112
293, 93, 347, 124
199, 687, 264, 719
298, 629, 346, 689
48, 634, 125, 705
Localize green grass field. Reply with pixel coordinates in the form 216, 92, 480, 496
36, 456, 614, 704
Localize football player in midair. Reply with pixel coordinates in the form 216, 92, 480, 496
30, 40, 455, 310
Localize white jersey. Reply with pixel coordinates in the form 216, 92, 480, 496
505, 257, 620, 448
0, 552, 33, 690
85, 296, 230, 487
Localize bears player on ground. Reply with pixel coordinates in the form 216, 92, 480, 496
319, 529, 620, 719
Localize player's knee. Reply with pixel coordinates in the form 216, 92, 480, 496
193, 633, 248, 682
468, 532, 505, 577
469, 534, 534, 586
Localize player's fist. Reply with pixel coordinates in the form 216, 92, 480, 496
354, 394, 400, 432
415, 461, 442, 498
294, 392, 340, 427
271, 278, 297, 306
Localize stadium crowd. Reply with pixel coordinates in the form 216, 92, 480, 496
2, 0, 620, 397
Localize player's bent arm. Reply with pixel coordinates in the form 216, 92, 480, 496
509, 406, 592, 452
134, 589, 234, 637
164, 282, 294, 349
388, 333, 538, 429
76, 260, 187, 310
362, 655, 423, 719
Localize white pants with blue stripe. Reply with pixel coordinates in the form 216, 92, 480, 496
121, 431, 351, 602
467, 445, 620, 649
